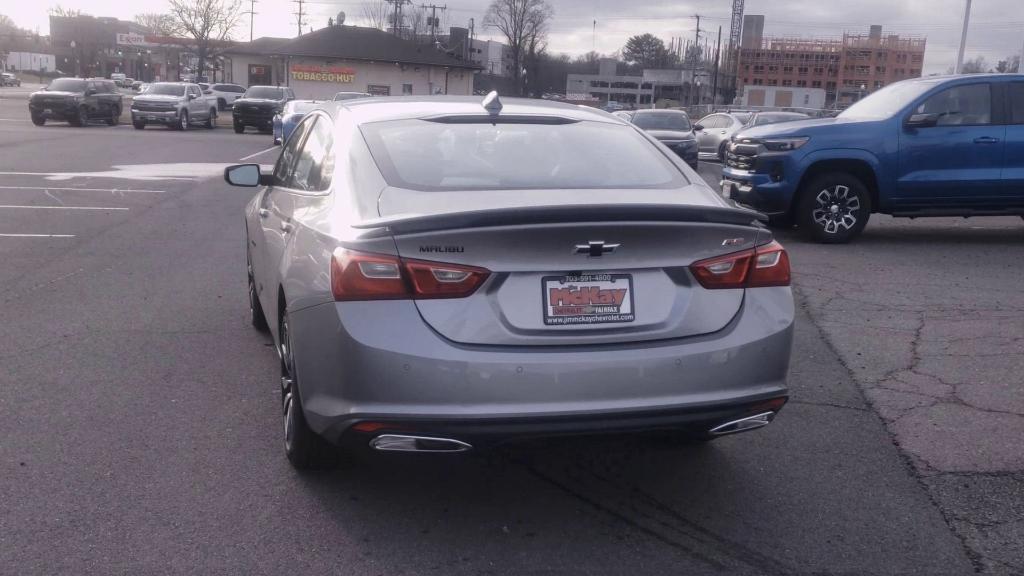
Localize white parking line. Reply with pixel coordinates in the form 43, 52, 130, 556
239, 147, 278, 161
0, 205, 130, 211
0, 233, 76, 238
0, 186, 165, 193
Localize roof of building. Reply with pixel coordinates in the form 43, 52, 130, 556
227, 26, 478, 70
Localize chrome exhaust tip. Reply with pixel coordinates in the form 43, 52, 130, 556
708, 411, 776, 436
369, 434, 472, 453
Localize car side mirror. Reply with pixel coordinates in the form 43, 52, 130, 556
905, 113, 938, 128
224, 164, 273, 187
693, 124, 705, 131
203, 90, 212, 95
188, 93, 198, 100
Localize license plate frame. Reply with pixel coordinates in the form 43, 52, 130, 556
721, 180, 734, 198
542, 273, 635, 326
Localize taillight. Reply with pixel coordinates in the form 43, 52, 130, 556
330, 248, 490, 301
690, 240, 790, 289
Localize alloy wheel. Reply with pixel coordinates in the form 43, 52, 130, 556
280, 316, 296, 451
811, 185, 861, 235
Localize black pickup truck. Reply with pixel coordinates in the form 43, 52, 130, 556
29, 78, 123, 127
232, 85, 295, 134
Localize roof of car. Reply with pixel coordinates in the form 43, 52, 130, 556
324, 96, 621, 125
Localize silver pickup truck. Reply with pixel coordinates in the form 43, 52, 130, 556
130, 82, 218, 130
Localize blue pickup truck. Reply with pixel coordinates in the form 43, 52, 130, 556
721, 74, 1024, 242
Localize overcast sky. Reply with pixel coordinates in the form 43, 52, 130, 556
5, 0, 1023, 73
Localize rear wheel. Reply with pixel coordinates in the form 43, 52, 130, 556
133, 120, 145, 130
107, 106, 120, 126
797, 172, 871, 244
233, 121, 245, 134
717, 141, 728, 162
205, 109, 216, 129
31, 114, 45, 126
279, 311, 342, 470
176, 110, 189, 131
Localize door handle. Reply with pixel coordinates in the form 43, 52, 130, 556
258, 208, 270, 219
973, 136, 1000, 144
719, 131, 727, 134
280, 221, 293, 233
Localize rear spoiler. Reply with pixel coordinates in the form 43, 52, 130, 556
353, 204, 767, 234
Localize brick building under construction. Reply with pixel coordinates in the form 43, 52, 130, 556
737, 17, 926, 107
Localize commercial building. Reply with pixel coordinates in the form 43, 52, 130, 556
469, 39, 513, 77
737, 21, 926, 106
566, 59, 653, 106
222, 24, 477, 98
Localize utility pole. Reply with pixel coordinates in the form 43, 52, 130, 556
421, 4, 446, 41
243, 0, 258, 42
955, 0, 972, 74
292, 0, 306, 37
467, 17, 474, 61
712, 26, 721, 106
691, 14, 702, 107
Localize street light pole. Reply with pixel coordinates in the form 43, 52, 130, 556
955, 0, 972, 74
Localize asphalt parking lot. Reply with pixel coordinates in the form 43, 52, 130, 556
0, 95, 1020, 575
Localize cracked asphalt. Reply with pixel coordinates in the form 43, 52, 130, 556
698, 162, 1024, 574
0, 94, 1017, 574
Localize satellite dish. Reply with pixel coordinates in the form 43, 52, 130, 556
337, 11, 345, 26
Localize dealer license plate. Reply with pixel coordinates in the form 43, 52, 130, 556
721, 180, 733, 198
543, 274, 635, 326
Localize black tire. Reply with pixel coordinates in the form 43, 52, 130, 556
69, 106, 88, 127
176, 110, 189, 131
797, 172, 872, 244
233, 122, 245, 134
107, 106, 120, 126
205, 109, 216, 129
31, 114, 45, 126
247, 251, 268, 332
133, 120, 146, 130
717, 141, 728, 162
279, 311, 341, 470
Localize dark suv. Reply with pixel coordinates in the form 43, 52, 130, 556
29, 78, 123, 127
233, 85, 294, 133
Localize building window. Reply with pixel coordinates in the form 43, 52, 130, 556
910, 69, 920, 76
812, 80, 822, 88
767, 78, 778, 86
367, 84, 390, 96
783, 66, 793, 73
814, 67, 824, 75
875, 66, 886, 74
768, 65, 778, 72
796, 80, 807, 87
798, 67, 808, 76
402, 83, 413, 95
782, 79, 792, 87
874, 81, 884, 89
753, 65, 765, 73
753, 78, 764, 85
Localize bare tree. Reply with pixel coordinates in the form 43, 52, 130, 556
135, 13, 179, 36
960, 55, 988, 74
361, 0, 389, 31
0, 14, 16, 29
49, 5, 85, 17
484, 0, 553, 95
168, 0, 242, 81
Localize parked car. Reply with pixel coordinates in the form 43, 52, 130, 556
1, 72, 21, 87
694, 112, 753, 161
28, 77, 123, 127
130, 81, 217, 130
721, 74, 1024, 243
137, 83, 150, 93
629, 109, 699, 169
110, 73, 126, 86
743, 111, 811, 128
273, 100, 321, 145
207, 83, 247, 110
611, 109, 635, 121
124, 77, 135, 88
233, 85, 295, 133
333, 91, 372, 101
130, 80, 143, 91
222, 94, 793, 469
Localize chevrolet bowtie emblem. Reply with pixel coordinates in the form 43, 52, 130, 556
574, 241, 620, 257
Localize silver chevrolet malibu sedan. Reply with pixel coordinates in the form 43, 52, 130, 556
224, 94, 794, 469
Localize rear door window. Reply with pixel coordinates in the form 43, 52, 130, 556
287, 116, 334, 192
1007, 83, 1024, 124
273, 117, 314, 186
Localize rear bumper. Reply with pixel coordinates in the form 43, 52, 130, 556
289, 287, 794, 445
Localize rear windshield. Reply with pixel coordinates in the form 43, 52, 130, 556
147, 84, 186, 96
632, 111, 691, 131
48, 78, 86, 92
361, 119, 687, 191
245, 87, 285, 99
